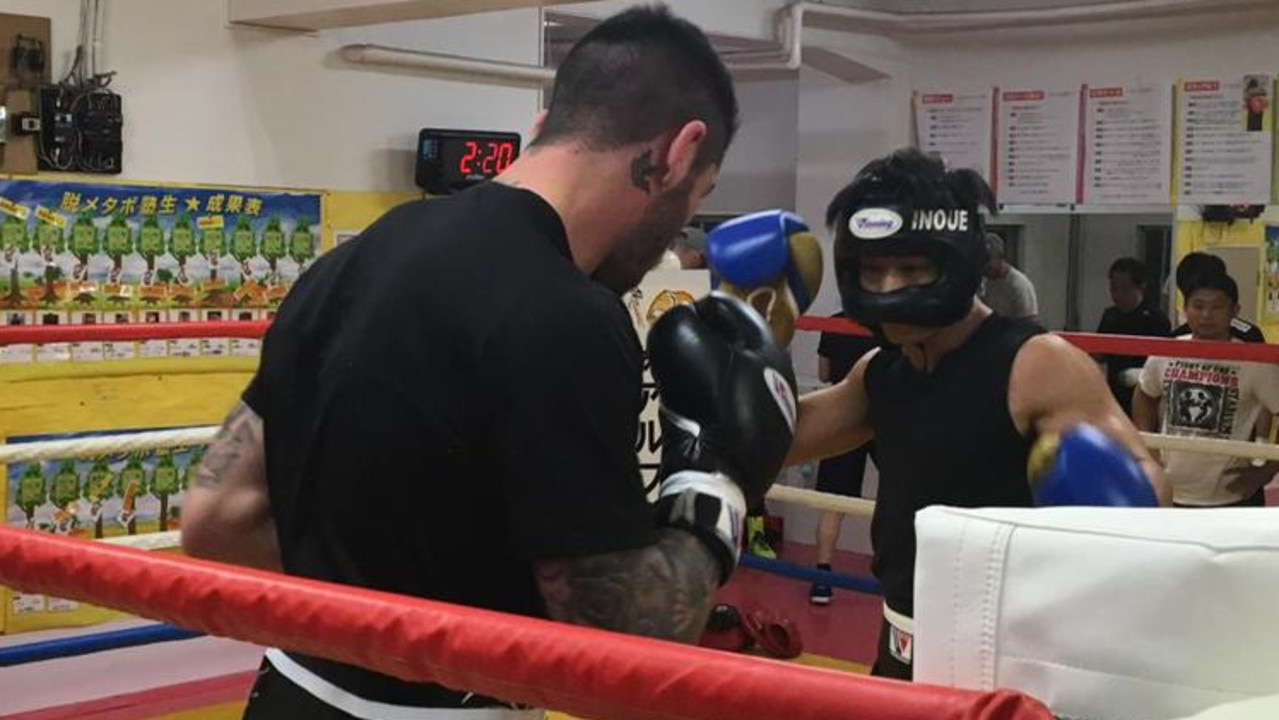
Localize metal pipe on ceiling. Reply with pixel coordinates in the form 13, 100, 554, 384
803, 0, 1276, 32
339, 44, 555, 86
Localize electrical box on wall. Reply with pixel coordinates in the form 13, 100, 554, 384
0, 12, 52, 174
0, 6, 124, 176
37, 86, 123, 174
77, 91, 123, 173
35, 86, 75, 171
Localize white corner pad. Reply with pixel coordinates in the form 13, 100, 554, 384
913, 505, 1279, 720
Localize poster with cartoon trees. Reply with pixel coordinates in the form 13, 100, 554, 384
0, 180, 321, 324
4, 432, 203, 540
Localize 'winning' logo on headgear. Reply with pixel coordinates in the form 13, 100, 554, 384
910, 209, 970, 233
848, 208, 904, 240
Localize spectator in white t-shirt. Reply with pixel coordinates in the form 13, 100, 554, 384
1133, 273, 1279, 507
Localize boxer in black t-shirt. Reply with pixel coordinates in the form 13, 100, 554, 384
180, 8, 798, 718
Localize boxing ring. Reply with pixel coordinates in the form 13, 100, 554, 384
1, 318, 1278, 719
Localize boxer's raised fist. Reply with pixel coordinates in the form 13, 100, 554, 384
648, 292, 798, 581
1029, 423, 1158, 507
708, 210, 822, 346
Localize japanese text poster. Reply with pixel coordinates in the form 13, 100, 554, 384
0, 180, 321, 327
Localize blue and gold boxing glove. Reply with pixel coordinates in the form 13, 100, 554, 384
1028, 423, 1159, 507
706, 209, 823, 346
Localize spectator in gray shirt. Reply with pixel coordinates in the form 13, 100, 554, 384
669, 226, 708, 270
980, 232, 1039, 321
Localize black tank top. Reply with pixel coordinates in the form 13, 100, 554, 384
865, 314, 1043, 617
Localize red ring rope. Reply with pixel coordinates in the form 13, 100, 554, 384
0, 527, 1052, 720
2, 316, 1274, 363
795, 315, 1279, 364
0, 320, 269, 345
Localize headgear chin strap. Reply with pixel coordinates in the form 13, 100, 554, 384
834, 204, 988, 329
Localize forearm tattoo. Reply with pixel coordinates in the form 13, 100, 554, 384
535, 529, 720, 643
196, 401, 261, 488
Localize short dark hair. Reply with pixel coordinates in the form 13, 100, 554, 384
1185, 272, 1239, 306
984, 232, 1006, 261
1175, 251, 1226, 296
534, 4, 739, 167
1109, 257, 1147, 288
825, 148, 996, 231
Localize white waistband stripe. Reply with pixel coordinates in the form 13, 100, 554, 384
883, 604, 915, 635
264, 648, 546, 720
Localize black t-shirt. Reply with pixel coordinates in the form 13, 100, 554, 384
1171, 317, 1267, 343
816, 312, 878, 382
864, 315, 1042, 617
1096, 304, 1172, 412
243, 182, 656, 706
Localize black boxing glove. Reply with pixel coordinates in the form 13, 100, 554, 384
647, 291, 798, 583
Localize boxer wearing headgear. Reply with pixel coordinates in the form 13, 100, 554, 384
783, 148, 1169, 681
834, 190, 989, 335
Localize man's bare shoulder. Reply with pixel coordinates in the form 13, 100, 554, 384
1012, 333, 1106, 404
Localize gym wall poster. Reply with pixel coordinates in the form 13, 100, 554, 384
0, 179, 322, 327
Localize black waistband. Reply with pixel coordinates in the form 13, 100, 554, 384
288, 652, 512, 708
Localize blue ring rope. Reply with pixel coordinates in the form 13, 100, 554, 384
739, 554, 882, 596
0, 623, 202, 667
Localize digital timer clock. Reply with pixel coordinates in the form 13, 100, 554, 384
415, 128, 522, 195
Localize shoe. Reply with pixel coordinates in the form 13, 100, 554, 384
809, 583, 832, 605
748, 534, 777, 560
746, 516, 776, 559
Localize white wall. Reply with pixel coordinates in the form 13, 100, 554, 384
0, 0, 796, 197
701, 77, 799, 215
0, 0, 542, 190
906, 6, 1279, 85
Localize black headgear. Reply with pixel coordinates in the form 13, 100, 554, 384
828, 150, 995, 330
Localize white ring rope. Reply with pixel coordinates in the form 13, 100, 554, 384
0, 426, 219, 464
766, 484, 877, 518
1140, 432, 1279, 462
2, 427, 1273, 467
1, 428, 1272, 538
100, 530, 181, 551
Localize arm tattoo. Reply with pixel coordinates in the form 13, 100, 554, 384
196, 401, 261, 488
629, 150, 657, 193
534, 529, 720, 643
